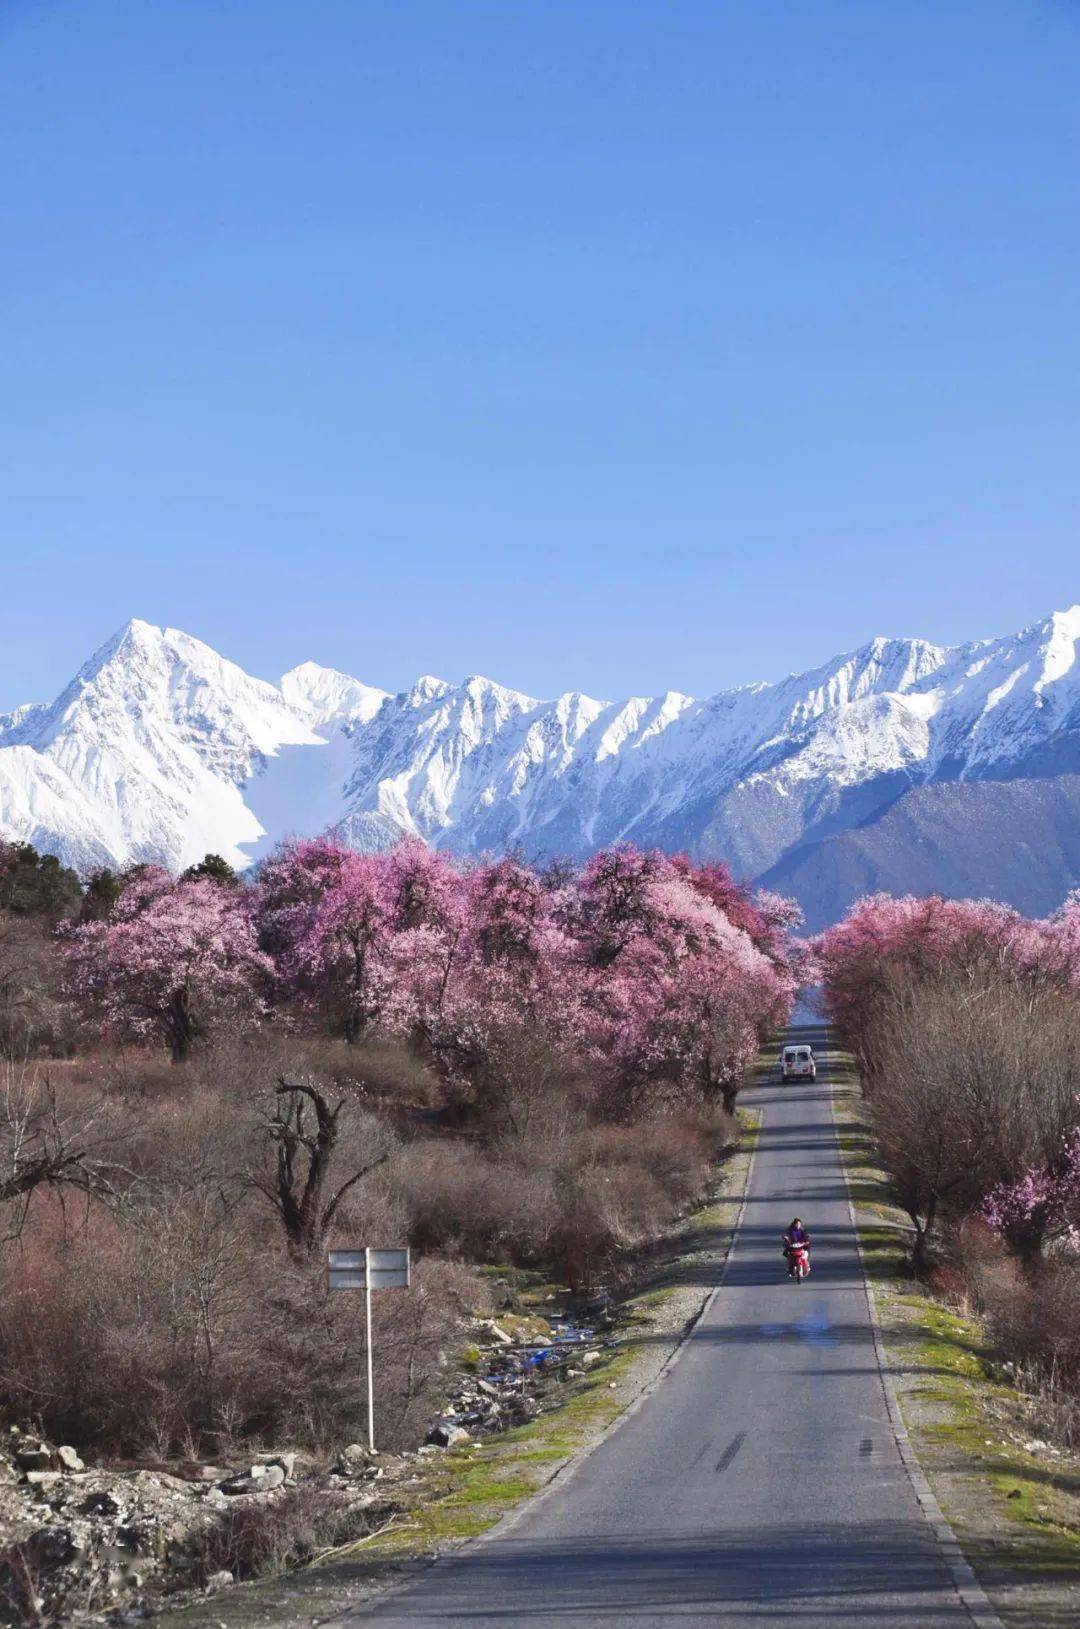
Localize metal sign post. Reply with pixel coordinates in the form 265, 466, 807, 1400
328, 1247, 410, 1453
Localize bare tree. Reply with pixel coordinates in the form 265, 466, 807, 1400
866, 968, 1080, 1268
0, 916, 72, 1059
0, 1063, 119, 1240
251, 1076, 393, 1259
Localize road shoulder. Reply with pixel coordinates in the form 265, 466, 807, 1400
830, 1041, 1080, 1629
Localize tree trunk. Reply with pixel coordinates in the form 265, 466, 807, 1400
168, 988, 196, 1063
908, 1194, 936, 1273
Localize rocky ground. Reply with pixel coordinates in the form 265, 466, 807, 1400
0, 1305, 618, 1627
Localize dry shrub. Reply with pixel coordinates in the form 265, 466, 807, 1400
0, 1197, 257, 1454
952, 1217, 1023, 1309
0, 1192, 478, 1458
985, 1255, 1080, 1382
546, 1161, 666, 1291
394, 1103, 737, 1291
952, 1220, 1080, 1447
973, 1252, 1080, 1447
295, 1034, 442, 1112
0, 914, 76, 1060
541, 1107, 736, 1290
0, 996, 737, 1456
394, 1140, 555, 1263
249, 1254, 483, 1453
186, 1486, 367, 1582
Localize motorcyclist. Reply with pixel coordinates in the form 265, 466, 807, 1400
782, 1217, 811, 1276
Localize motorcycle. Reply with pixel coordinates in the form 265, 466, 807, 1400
784, 1240, 810, 1284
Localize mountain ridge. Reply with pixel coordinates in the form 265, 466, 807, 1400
2, 608, 1079, 922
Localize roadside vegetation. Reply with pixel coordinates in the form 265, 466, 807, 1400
816, 891, 1080, 1457
831, 1048, 1080, 1628
0, 834, 795, 1615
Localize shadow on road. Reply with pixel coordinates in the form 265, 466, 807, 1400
360, 1523, 976, 1622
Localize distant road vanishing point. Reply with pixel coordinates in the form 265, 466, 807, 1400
348, 1025, 991, 1628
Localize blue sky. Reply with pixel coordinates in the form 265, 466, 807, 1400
2, 0, 1079, 709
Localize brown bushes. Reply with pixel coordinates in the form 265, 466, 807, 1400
0, 1192, 477, 1458
187, 1486, 367, 1583
394, 1103, 736, 1291
0, 990, 744, 1459
0, 1051, 478, 1460
949, 1219, 1080, 1446
844, 968, 1080, 1265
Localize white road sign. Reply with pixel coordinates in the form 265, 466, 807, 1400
327, 1245, 411, 1451
328, 1247, 410, 1291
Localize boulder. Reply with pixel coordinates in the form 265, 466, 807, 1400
116, 1518, 160, 1554
425, 1424, 471, 1449
256, 1450, 296, 1478
218, 1463, 285, 1496
82, 1490, 125, 1517
24, 1470, 62, 1489
336, 1443, 376, 1475
27, 1526, 78, 1565
491, 1278, 514, 1310
57, 1446, 85, 1473
15, 1444, 54, 1473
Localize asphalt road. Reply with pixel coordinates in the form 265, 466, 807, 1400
356, 1024, 974, 1626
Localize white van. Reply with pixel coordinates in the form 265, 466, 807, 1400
781, 1044, 816, 1082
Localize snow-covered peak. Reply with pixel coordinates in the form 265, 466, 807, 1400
461, 673, 539, 703
407, 675, 454, 707
0, 700, 48, 746
0, 619, 326, 872
458, 675, 541, 727
280, 661, 389, 728
31, 619, 320, 765
1034, 605, 1080, 691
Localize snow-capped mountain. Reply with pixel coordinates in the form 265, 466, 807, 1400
0, 621, 323, 872
3, 608, 1080, 924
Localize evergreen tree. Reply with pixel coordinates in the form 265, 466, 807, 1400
182, 853, 239, 887
0, 841, 82, 920
80, 868, 123, 922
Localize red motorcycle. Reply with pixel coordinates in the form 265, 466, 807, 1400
784, 1240, 811, 1284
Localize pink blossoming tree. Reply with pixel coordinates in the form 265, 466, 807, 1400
980, 1126, 1080, 1261
63, 868, 271, 1060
